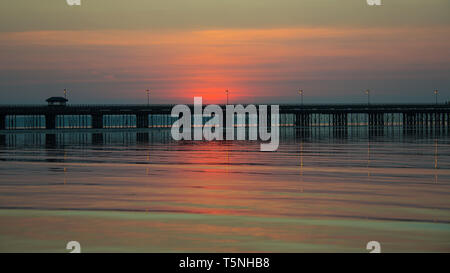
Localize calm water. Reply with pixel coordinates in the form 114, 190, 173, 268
0, 127, 449, 252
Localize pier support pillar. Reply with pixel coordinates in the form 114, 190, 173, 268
137, 132, 149, 143
0, 115, 5, 130
92, 133, 103, 145
333, 113, 346, 127
92, 114, 103, 129
403, 113, 411, 128
0, 134, 5, 146
45, 114, 56, 129
45, 134, 56, 147
447, 113, 450, 128
377, 113, 384, 126
296, 113, 311, 127
136, 114, 149, 128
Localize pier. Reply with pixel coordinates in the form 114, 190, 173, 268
0, 103, 449, 130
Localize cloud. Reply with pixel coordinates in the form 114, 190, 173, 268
0, 26, 449, 104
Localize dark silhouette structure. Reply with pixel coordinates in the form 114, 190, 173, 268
0, 103, 449, 130
46, 97, 68, 106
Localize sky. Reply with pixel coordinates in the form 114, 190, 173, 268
0, 0, 449, 104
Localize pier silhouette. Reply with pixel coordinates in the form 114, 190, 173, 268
0, 103, 449, 130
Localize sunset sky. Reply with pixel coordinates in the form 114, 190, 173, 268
0, 0, 449, 104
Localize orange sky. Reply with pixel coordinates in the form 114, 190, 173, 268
0, 1, 449, 104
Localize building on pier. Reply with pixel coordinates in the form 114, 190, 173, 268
46, 97, 68, 107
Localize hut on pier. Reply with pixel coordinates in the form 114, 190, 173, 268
46, 97, 68, 106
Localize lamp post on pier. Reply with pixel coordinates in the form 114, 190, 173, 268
298, 89, 304, 106
365, 89, 371, 105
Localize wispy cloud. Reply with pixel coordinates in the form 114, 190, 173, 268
0, 0, 449, 103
